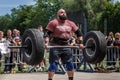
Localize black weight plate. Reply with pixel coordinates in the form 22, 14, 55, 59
22, 29, 45, 65
94, 31, 107, 63
83, 31, 107, 64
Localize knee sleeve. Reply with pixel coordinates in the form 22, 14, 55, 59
66, 62, 74, 71
48, 62, 57, 72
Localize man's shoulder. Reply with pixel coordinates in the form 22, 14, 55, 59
48, 19, 58, 25
66, 19, 75, 24
50, 19, 57, 22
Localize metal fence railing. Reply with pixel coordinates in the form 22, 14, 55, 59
0, 42, 25, 74
70, 46, 120, 72
0, 43, 120, 74
0, 42, 47, 74
105, 47, 120, 69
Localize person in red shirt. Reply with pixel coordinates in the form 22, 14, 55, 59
45, 9, 84, 80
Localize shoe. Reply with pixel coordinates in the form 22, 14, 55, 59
106, 66, 115, 70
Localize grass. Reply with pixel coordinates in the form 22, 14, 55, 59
0, 52, 50, 73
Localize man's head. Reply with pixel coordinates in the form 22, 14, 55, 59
57, 9, 67, 22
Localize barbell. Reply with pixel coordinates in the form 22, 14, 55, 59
8, 29, 107, 65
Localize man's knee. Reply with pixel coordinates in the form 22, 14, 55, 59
66, 62, 74, 71
48, 62, 57, 72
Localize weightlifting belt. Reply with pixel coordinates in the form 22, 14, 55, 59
52, 37, 69, 45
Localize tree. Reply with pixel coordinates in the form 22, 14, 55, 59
31, 0, 62, 29
0, 14, 11, 32
0, 0, 118, 35
0, 0, 62, 34
99, 2, 120, 34
10, 5, 34, 33
61, 0, 110, 32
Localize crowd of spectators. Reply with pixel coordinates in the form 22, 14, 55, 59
0, 29, 22, 73
106, 32, 120, 70
0, 27, 47, 74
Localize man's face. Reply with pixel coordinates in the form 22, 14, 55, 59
57, 9, 67, 20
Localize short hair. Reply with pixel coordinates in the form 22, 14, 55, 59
0, 31, 4, 35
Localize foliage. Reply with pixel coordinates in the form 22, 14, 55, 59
31, 0, 62, 29
0, 0, 120, 35
10, 5, 34, 33
0, 15, 11, 32
0, 0, 62, 34
61, 0, 110, 32
99, 2, 120, 34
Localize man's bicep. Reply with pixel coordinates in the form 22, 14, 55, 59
46, 21, 55, 32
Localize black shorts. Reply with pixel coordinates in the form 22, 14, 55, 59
49, 48, 72, 64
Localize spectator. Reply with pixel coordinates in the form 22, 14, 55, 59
12, 29, 19, 38
38, 25, 44, 32
0, 31, 8, 73
112, 32, 120, 69
0, 50, 2, 67
12, 36, 22, 72
0, 31, 5, 67
106, 32, 115, 69
38, 25, 46, 71
5, 29, 15, 73
12, 29, 22, 40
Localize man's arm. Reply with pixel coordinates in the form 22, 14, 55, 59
44, 30, 53, 48
44, 29, 53, 38
74, 29, 84, 49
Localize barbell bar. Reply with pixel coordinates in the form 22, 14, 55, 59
8, 45, 112, 49
8, 42, 96, 49
8, 45, 95, 50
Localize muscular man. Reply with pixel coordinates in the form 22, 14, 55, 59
45, 9, 84, 80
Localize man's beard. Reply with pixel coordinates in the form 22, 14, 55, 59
59, 15, 67, 20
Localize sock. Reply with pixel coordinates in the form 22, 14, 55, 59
69, 77, 73, 80
48, 79, 52, 80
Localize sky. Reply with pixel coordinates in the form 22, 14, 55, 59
0, 0, 120, 16
0, 0, 36, 16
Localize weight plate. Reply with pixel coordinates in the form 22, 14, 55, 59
22, 29, 45, 65
83, 31, 107, 64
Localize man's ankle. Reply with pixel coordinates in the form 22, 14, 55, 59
68, 77, 73, 80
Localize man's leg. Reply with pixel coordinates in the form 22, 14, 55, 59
66, 62, 74, 80
48, 71, 54, 80
48, 62, 57, 80
67, 71, 74, 80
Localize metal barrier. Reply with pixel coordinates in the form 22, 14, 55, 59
0, 42, 25, 73
55, 48, 95, 74
105, 46, 120, 69
72, 46, 120, 72
1, 43, 120, 73
72, 48, 95, 72
22, 46, 120, 73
